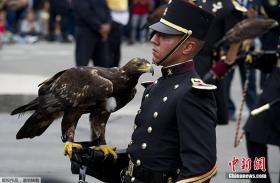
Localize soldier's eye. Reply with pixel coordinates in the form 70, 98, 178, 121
158, 32, 173, 39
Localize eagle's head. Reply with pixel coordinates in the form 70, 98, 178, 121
122, 58, 154, 76
264, 18, 279, 30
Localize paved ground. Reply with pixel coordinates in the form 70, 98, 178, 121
0, 42, 279, 183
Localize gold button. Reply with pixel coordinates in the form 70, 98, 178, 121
137, 109, 141, 114
134, 124, 137, 130
141, 143, 147, 149
129, 141, 133, 145
126, 171, 129, 175
131, 177, 135, 182
136, 160, 141, 166
167, 177, 173, 183
153, 112, 158, 118
177, 169, 181, 174
163, 97, 168, 102
154, 80, 158, 84
145, 94, 149, 99
174, 84, 179, 89
147, 127, 152, 133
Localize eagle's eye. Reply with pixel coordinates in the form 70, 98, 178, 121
136, 62, 142, 67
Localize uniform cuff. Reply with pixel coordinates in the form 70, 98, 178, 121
176, 163, 217, 183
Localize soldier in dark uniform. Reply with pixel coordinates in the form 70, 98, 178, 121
66, 1, 217, 182
123, 1, 217, 182
193, 0, 245, 124
243, 0, 280, 182
72, 0, 111, 67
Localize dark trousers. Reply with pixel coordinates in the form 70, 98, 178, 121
246, 133, 274, 183
75, 26, 110, 67
48, 6, 69, 41
108, 21, 123, 67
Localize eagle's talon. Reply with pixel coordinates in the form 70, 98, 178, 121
94, 145, 118, 160
64, 142, 82, 159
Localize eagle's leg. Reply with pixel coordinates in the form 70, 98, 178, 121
89, 111, 110, 145
89, 111, 117, 159
61, 111, 81, 142
62, 111, 82, 159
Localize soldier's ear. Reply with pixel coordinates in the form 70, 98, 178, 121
182, 41, 197, 55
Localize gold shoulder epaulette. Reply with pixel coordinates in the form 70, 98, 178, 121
191, 78, 217, 90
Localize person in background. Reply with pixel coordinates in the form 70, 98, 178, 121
0, 9, 5, 49
48, 0, 71, 42
129, 0, 151, 44
5, 0, 28, 34
193, 0, 245, 125
224, 1, 259, 121
19, 8, 40, 43
244, 0, 280, 182
72, 0, 111, 67
107, 0, 129, 67
20, 9, 40, 36
37, 0, 49, 38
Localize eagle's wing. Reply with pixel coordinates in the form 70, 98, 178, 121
41, 68, 114, 109
115, 88, 137, 111
15, 68, 114, 140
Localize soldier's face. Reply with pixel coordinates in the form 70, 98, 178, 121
150, 32, 182, 66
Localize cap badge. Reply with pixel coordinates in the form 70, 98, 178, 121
212, 1, 223, 13
167, 69, 173, 76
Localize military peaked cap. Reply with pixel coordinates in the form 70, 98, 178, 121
150, 0, 215, 40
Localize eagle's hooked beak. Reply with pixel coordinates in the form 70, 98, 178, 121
138, 63, 154, 76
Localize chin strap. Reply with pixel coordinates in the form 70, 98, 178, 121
155, 30, 192, 66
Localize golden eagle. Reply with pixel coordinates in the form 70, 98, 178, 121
11, 58, 154, 146
216, 18, 279, 47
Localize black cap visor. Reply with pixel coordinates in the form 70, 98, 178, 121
149, 22, 184, 35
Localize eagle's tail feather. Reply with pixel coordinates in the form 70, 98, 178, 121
11, 99, 39, 115
16, 111, 62, 139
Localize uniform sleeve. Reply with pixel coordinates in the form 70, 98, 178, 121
176, 89, 217, 182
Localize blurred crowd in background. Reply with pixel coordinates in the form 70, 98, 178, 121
0, 0, 168, 46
